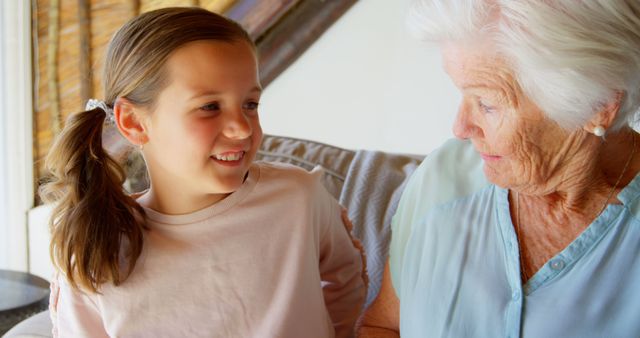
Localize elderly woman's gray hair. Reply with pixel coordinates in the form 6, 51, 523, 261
408, 0, 640, 132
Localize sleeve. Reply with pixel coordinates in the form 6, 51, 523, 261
319, 203, 367, 338
389, 138, 487, 296
49, 273, 109, 338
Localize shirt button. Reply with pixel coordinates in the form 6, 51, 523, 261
550, 259, 565, 270
512, 290, 520, 300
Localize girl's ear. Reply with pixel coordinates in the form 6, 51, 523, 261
583, 91, 622, 135
114, 98, 149, 146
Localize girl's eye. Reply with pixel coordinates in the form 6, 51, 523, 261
200, 102, 220, 111
243, 101, 259, 111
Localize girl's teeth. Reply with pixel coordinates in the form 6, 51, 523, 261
214, 152, 243, 161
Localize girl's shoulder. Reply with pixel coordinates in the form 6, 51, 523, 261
254, 161, 330, 193
255, 160, 310, 174
255, 161, 323, 182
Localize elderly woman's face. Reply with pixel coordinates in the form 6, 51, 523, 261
443, 44, 578, 190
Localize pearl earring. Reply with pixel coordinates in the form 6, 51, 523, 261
594, 125, 606, 137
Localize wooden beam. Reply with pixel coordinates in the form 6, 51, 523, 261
255, 0, 358, 87
226, 0, 299, 39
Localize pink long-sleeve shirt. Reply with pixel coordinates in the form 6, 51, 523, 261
50, 162, 366, 338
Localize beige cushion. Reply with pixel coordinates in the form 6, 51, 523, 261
256, 134, 355, 199
2, 311, 51, 338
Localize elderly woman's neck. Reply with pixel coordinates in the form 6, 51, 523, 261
599, 128, 639, 190
522, 128, 639, 212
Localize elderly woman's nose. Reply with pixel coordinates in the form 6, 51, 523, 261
453, 101, 479, 140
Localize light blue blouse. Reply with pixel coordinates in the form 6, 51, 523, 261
390, 138, 640, 338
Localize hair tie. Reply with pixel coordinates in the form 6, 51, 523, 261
85, 99, 115, 125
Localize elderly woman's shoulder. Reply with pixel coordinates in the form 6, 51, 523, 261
389, 139, 492, 293
401, 138, 489, 212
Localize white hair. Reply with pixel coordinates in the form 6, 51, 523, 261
408, 0, 640, 131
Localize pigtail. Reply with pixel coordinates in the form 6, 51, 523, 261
39, 108, 146, 293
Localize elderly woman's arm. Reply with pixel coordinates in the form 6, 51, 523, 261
356, 261, 399, 337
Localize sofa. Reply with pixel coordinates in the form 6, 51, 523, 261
3, 134, 423, 337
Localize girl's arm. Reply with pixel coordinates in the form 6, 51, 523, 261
49, 273, 109, 338
355, 260, 400, 337
319, 207, 367, 338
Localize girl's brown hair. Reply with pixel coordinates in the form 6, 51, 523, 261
39, 7, 254, 292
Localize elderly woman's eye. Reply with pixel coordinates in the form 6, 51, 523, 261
200, 102, 220, 111
478, 101, 496, 114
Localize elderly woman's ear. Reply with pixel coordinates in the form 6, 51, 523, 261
583, 91, 624, 137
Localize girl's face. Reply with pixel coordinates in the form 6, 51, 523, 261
140, 40, 262, 214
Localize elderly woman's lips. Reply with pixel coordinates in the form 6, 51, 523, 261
481, 154, 501, 161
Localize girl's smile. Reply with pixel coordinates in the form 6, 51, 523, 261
211, 150, 246, 165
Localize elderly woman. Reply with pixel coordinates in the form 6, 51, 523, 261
358, 1, 640, 337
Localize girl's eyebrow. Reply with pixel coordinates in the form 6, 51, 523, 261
187, 89, 221, 100
188, 86, 263, 100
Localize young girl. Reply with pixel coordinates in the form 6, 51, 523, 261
40, 7, 366, 337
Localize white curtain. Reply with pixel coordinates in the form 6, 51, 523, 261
0, 0, 33, 271
0, 0, 8, 269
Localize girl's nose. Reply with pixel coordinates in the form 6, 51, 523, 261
222, 110, 252, 139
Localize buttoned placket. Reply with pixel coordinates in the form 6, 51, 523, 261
497, 185, 626, 338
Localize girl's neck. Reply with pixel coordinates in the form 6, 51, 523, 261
136, 187, 230, 215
